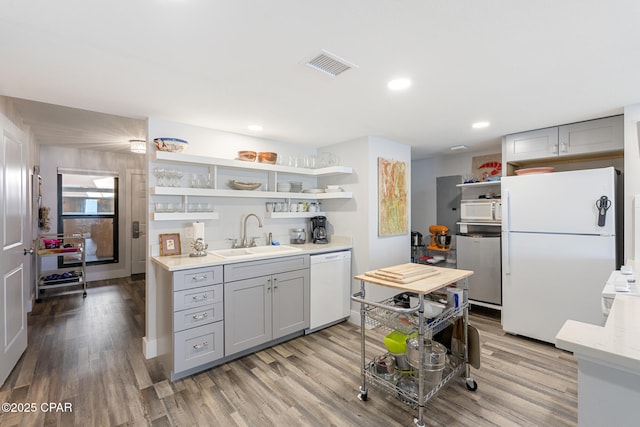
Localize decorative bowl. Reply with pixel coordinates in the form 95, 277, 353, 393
258, 151, 277, 164
228, 180, 262, 191
238, 151, 257, 161
154, 138, 188, 153
514, 167, 555, 176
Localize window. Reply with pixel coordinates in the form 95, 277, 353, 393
58, 171, 119, 266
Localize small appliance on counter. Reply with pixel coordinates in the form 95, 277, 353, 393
289, 228, 307, 244
411, 231, 423, 246
427, 225, 451, 251
410, 231, 424, 263
311, 216, 328, 244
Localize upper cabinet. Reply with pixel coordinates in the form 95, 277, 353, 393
504, 115, 623, 164
504, 127, 559, 162
558, 115, 623, 157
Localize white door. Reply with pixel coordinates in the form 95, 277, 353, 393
130, 171, 146, 275
1, 116, 29, 386
502, 167, 616, 235
502, 232, 615, 344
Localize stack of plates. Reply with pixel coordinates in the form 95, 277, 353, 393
290, 181, 303, 192
302, 189, 325, 193
325, 185, 343, 193
277, 182, 291, 192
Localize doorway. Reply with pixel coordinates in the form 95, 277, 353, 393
0, 115, 29, 386
129, 170, 146, 275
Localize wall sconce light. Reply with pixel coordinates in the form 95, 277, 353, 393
130, 139, 146, 154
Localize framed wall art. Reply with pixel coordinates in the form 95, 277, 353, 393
159, 233, 181, 256
378, 157, 408, 236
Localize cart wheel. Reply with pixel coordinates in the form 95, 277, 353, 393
413, 418, 426, 427
465, 378, 478, 391
357, 391, 368, 401
82, 292, 87, 298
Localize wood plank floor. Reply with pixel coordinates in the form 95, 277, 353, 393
0, 277, 577, 426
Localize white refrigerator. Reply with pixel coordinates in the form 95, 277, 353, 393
501, 167, 618, 344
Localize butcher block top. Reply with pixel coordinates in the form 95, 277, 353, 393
355, 263, 473, 294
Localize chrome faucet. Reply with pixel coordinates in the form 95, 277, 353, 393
241, 213, 263, 247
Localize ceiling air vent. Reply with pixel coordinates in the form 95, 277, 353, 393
305, 49, 358, 77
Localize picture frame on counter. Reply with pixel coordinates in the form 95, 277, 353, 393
159, 233, 181, 256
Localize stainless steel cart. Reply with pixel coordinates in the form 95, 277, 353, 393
352, 265, 477, 426
36, 233, 87, 301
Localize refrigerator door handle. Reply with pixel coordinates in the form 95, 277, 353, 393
502, 190, 510, 232
503, 190, 511, 275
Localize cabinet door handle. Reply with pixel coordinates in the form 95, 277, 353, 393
192, 312, 208, 320
559, 141, 568, 153
193, 341, 208, 350
192, 274, 208, 281
273, 277, 278, 290
192, 294, 208, 301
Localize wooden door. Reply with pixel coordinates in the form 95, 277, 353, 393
0, 115, 28, 386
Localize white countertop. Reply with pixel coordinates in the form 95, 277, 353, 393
556, 293, 640, 374
151, 235, 352, 272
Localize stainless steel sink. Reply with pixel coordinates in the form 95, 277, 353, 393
209, 245, 302, 259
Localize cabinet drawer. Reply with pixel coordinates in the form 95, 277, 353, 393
173, 302, 223, 332
174, 321, 224, 373
173, 266, 223, 291
224, 254, 310, 282
174, 284, 223, 311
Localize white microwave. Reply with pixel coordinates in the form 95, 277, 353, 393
460, 199, 502, 222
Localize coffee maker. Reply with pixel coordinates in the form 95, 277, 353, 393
310, 216, 328, 244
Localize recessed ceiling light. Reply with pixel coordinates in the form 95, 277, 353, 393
247, 124, 263, 132
472, 121, 490, 129
387, 78, 412, 91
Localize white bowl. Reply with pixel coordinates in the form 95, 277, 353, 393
326, 185, 341, 189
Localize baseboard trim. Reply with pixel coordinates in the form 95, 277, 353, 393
142, 336, 157, 359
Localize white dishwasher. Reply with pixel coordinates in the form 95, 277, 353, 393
306, 250, 352, 333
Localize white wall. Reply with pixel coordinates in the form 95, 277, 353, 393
624, 104, 640, 262
324, 135, 412, 314
39, 145, 146, 281
411, 157, 437, 236
410, 148, 501, 235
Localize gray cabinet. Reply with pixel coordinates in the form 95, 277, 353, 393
504, 115, 623, 163
504, 127, 559, 162
558, 115, 623, 157
164, 265, 225, 379
457, 235, 501, 306
224, 255, 310, 356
